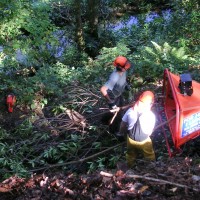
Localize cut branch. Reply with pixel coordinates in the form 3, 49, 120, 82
126, 174, 199, 192
29, 142, 125, 172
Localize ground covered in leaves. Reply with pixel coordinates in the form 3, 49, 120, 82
0, 82, 200, 199
0, 154, 200, 200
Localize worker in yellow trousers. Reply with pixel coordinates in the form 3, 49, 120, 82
119, 91, 156, 167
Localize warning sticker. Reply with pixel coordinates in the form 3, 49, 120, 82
181, 112, 200, 137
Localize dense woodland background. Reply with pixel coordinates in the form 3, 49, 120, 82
0, 0, 200, 199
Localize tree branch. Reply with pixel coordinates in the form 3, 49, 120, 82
29, 142, 125, 172
99, 171, 199, 192
126, 174, 199, 192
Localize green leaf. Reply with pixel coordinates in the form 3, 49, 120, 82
151, 41, 162, 53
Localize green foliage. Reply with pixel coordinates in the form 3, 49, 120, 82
72, 42, 132, 86
0, 61, 75, 105
98, 42, 131, 63
0, 0, 199, 181
108, 154, 121, 167
13, 119, 34, 138
0, 0, 24, 42
61, 45, 81, 66
0, 121, 83, 180
87, 157, 106, 173
0, 0, 57, 68
87, 153, 121, 173
86, 142, 122, 173
115, 4, 199, 70
23, 3, 54, 45
0, 127, 9, 140
171, 0, 199, 12
52, 105, 67, 115
136, 41, 197, 79
43, 147, 59, 159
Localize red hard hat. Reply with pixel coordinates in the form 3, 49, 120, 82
6, 94, 16, 113
138, 91, 154, 105
113, 56, 131, 70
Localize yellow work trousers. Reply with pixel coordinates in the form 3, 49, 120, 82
126, 136, 155, 167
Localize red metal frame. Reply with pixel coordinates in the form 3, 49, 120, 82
161, 69, 200, 157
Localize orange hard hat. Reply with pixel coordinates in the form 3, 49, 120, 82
138, 91, 154, 105
113, 56, 131, 70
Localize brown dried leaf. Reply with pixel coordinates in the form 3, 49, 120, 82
138, 185, 149, 193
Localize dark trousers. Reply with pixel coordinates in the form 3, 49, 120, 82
101, 95, 124, 135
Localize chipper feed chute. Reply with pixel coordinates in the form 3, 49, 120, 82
162, 68, 200, 156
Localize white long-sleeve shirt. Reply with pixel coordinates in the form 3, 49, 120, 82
122, 106, 156, 142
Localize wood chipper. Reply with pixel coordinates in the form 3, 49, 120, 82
161, 68, 200, 157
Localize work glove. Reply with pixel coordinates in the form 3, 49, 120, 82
125, 84, 131, 91
126, 76, 131, 83
108, 102, 117, 109
108, 102, 120, 112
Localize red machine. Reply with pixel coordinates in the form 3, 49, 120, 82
162, 69, 200, 156
6, 94, 16, 113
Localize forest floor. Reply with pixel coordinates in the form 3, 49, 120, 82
0, 81, 200, 200
0, 139, 199, 200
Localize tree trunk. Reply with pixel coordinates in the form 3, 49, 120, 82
87, 0, 100, 39
74, 1, 85, 52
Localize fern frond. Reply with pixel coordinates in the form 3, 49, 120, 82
151, 41, 162, 53
170, 47, 188, 59
163, 42, 172, 53
145, 47, 157, 57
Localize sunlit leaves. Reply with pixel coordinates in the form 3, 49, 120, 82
137, 41, 196, 79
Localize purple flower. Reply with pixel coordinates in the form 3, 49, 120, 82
145, 12, 159, 23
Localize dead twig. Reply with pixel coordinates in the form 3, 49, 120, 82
109, 111, 118, 125
86, 102, 135, 119
126, 174, 200, 192
99, 171, 199, 192
153, 114, 176, 132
